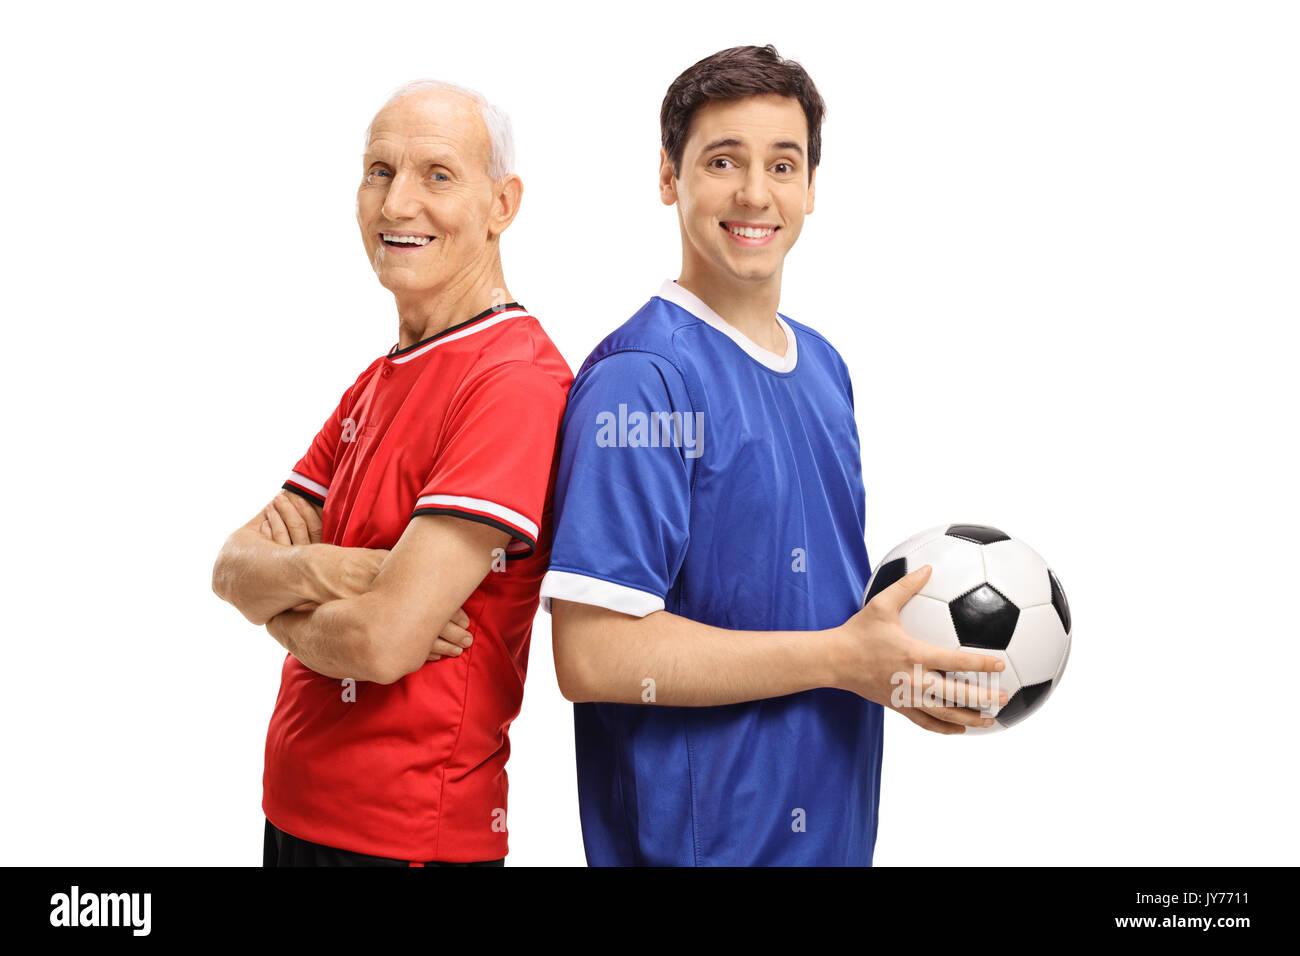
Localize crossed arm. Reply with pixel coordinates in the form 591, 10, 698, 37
212, 491, 509, 684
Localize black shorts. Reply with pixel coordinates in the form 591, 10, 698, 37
263, 819, 504, 867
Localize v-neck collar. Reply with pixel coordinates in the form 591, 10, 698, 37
656, 280, 797, 373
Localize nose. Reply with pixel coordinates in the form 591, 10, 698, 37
381, 170, 420, 222
735, 164, 772, 210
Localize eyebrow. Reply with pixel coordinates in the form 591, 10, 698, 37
363, 150, 459, 172
701, 137, 804, 156
702, 138, 743, 153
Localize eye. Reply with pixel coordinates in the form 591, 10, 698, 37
430, 170, 450, 182
708, 157, 736, 170
772, 162, 794, 175
364, 167, 391, 185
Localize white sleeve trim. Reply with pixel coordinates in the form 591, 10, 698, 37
415, 493, 539, 540
286, 472, 329, 498
539, 570, 666, 617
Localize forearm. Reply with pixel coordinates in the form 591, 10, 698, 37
265, 594, 382, 682
553, 602, 845, 706
261, 514, 503, 684
211, 528, 327, 626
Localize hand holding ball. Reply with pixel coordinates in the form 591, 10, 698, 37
863, 524, 1072, 734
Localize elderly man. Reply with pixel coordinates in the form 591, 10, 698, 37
212, 81, 572, 866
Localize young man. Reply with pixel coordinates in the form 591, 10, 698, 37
541, 46, 1006, 866
212, 81, 572, 865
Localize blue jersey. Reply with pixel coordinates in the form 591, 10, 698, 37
540, 280, 879, 866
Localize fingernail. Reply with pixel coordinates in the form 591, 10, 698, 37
983, 718, 994, 726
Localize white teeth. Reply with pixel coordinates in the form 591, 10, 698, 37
728, 225, 775, 239
381, 234, 431, 245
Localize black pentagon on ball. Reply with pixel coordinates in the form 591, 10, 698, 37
864, 557, 908, 606
949, 583, 1019, 650
1048, 568, 1071, 634
945, 524, 1011, 545
996, 679, 1053, 727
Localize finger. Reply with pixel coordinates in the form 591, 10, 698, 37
452, 607, 470, 629
919, 701, 997, 729
287, 492, 324, 544
924, 669, 1008, 710
925, 646, 1006, 676
427, 638, 465, 658
264, 501, 291, 545
426, 654, 442, 662
272, 494, 312, 546
288, 494, 323, 546
259, 520, 272, 539
438, 622, 474, 648
873, 564, 932, 613
900, 706, 966, 735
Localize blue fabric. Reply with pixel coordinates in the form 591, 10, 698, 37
548, 291, 880, 866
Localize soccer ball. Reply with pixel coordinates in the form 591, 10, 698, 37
863, 524, 1072, 734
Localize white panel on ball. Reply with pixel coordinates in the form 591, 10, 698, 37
889, 525, 949, 565
982, 538, 1052, 608
908, 535, 986, 603
1054, 632, 1072, 687
898, 594, 961, 651
1005, 605, 1069, 686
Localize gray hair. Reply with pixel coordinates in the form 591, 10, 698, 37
363, 79, 516, 179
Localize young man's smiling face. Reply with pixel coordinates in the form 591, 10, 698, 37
661, 93, 816, 288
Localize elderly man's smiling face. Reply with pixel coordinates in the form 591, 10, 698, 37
357, 89, 502, 299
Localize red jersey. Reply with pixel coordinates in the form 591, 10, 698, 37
264, 303, 572, 862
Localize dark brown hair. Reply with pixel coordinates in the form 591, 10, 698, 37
660, 44, 826, 179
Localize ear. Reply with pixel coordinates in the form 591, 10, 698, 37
805, 166, 816, 216
489, 174, 523, 237
658, 147, 678, 206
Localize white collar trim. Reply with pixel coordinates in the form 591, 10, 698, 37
657, 279, 798, 373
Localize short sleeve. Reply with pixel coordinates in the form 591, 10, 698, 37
282, 377, 362, 506
411, 362, 568, 558
540, 351, 696, 617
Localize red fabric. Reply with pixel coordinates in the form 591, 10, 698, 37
262, 308, 571, 862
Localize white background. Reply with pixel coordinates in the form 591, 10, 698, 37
2, 0, 1295, 866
